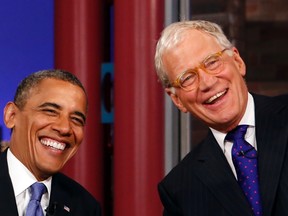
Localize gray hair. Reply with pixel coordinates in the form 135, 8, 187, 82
14, 69, 87, 109
154, 20, 233, 87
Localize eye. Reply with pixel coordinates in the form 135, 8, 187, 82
180, 71, 197, 87
42, 108, 58, 116
71, 116, 85, 126
204, 56, 221, 70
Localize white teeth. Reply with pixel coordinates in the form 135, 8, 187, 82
206, 90, 226, 104
41, 139, 66, 150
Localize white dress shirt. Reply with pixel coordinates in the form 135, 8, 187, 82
7, 149, 52, 216
210, 93, 257, 178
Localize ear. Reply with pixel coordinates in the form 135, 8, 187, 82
4, 102, 18, 129
165, 88, 188, 113
232, 47, 246, 76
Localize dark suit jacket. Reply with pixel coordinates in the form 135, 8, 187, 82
0, 150, 101, 216
158, 94, 288, 216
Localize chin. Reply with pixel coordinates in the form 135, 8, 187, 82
40, 163, 63, 174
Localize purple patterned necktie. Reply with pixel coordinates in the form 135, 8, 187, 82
26, 182, 47, 216
226, 125, 262, 216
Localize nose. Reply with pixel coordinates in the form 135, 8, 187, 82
52, 115, 72, 136
197, 68, 217, 91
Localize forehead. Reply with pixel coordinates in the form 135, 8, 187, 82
177, 30, 220, 53
164, 30, 220, 61
162, 30, 222, 76
26, 78, 87, 111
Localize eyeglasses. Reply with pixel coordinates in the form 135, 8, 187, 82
168, 48, 233, 91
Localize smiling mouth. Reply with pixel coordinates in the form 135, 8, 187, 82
204, 89, 227, 104
40, 138, 66, 151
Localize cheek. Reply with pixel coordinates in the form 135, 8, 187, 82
16, 116, 36, 136
73, 128, 84, 145
180, 92, 198, 105
28, 118, 50, 135
228, 61, 245, 78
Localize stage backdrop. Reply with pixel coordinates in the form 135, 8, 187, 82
0, 0, 54, 141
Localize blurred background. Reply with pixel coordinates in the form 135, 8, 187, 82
0, 0, 287, 216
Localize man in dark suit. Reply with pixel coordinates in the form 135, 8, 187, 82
0, 70, 101, 215
154, 20, 288, 215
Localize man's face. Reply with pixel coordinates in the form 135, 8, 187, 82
4, 78, 87, 180
163, 30, 248, 132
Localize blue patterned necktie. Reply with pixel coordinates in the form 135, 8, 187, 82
26, 182, 47, 216
226, 125, 262, 216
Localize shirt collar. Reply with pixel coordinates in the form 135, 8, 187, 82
210, 93, 255, 152
7, 148, 52, 197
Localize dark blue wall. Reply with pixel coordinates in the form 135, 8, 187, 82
0, 1, 54, 140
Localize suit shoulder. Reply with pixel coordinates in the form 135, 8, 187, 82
253, 93, 288, 114
274, 94, 288, 105
159, 139, 205, 187
52, 172, 101, 208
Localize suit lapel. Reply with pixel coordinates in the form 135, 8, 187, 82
0, 150, 75, 216
254, 94, 288, 215
192, 132, 253, 215
48, 174, 72, 216
0, 150, 19, 215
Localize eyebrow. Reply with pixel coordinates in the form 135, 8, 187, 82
38, 102, 87, 123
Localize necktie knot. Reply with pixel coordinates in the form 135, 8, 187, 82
226, 125, 248, 142
30, 182, 47, 201
226, 125, 256, 158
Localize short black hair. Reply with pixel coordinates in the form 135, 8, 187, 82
14, 69, 87, 109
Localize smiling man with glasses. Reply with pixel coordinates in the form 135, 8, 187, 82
155, 20, 288, 216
